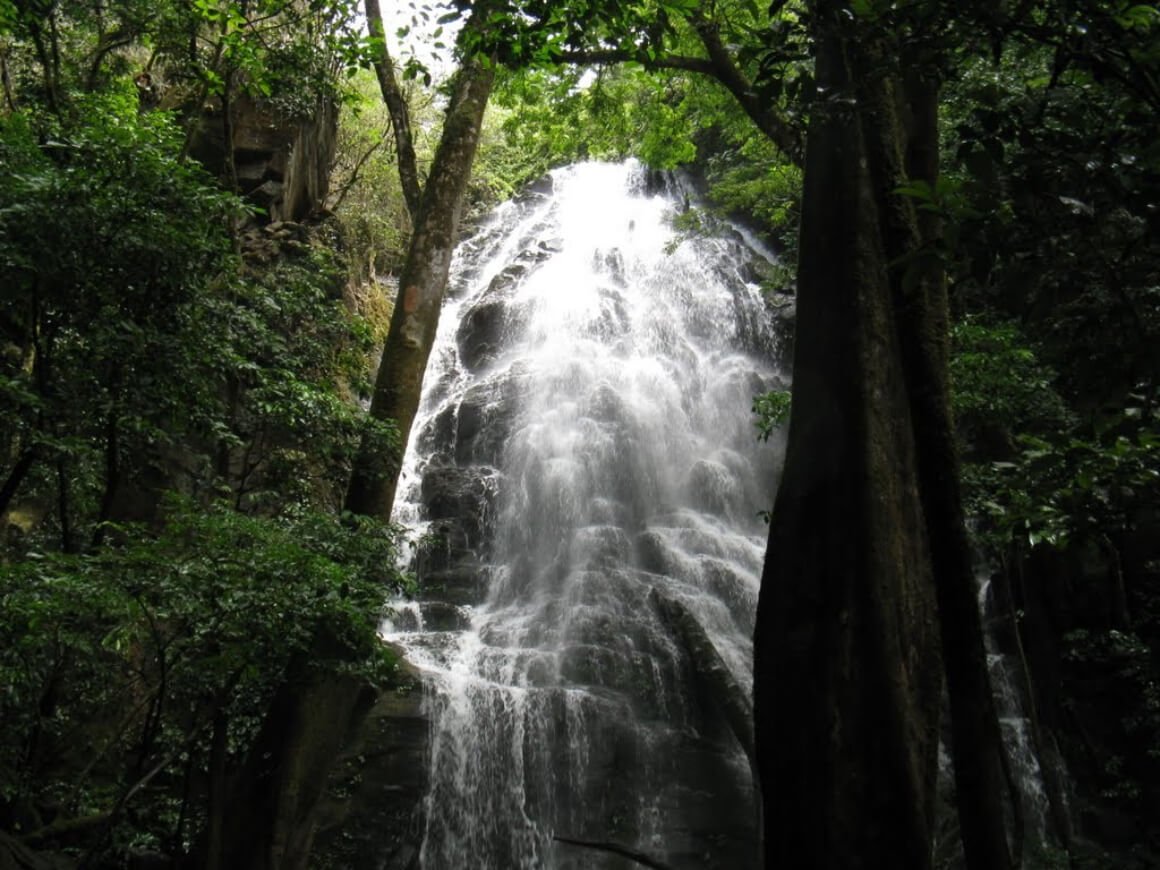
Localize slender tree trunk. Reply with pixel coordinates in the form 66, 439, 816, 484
56, 455, 76, 554
363, 0, 423, 219
755, 18, 942, 869
1, 44, 16, 112
204, 712, 228, 870
204, 28, 495, 870
345, 52, 495, 520
994, 563, 1075, 859
26, 15, 60, 114
92, 373, 122, 548
221, 62, 239, 194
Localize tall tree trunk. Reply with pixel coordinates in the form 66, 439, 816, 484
345, 52, 495, 520
756, 5, 1016, 867
56, 455, 76, 554
755, 19, 942, 869
860, 45, 1014, 870
203, 712, 228, 870
92, 371, 122, 549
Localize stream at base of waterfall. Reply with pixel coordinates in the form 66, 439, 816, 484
383, 161, 787, 870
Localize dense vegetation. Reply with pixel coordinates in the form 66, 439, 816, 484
1, 0, 1159, 867
0, 1, 413, 864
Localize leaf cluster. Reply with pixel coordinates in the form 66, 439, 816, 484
952, 320, 1159, 554
752, 388, 792, 442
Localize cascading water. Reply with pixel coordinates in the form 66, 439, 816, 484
977, 571, 1074, 863
383, 161, 787, 869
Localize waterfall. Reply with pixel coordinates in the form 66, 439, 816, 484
978, 572, 1074, 864
384, 161, 787, 869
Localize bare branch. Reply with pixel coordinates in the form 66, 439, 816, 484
328, 127, 391, 213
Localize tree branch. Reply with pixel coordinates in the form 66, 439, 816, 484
550, 36, 803, 165
692, 19, 802, 163
328, 128, 390, 213
551, 47, 717, 77
364, 0, 423, 219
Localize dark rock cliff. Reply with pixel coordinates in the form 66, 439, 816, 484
188, 95, 337, 222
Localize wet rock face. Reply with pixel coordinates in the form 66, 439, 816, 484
420, 464, 500, 553
314, 659, 428, 870
457, 298, 508, 372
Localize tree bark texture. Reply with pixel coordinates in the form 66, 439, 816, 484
346, 53, 495, 521
755, 18, 942, 870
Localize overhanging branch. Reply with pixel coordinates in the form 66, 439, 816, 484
549, 37, 803, 165
692, 19, 802, 163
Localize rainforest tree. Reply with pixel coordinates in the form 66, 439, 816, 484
345, 1, 496, 520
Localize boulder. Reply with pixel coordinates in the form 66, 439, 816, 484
456, 299, 508, 372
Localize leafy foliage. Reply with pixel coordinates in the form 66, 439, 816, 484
327, 70, 418, 279
1, 89, 241, 541
942, 26, 1160, 848
489, 60, 802, 253
0, 499, 407, 857
0, 1, 416, 864
752, 389, 792, 443
1, 87, 393, 540
952, 319, 1160, 552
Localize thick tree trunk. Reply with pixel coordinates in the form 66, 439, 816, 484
859, 49, 1015, 870
755, 21, 942, 869
756, 6, 1016, 867
345, 53, 495, 520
